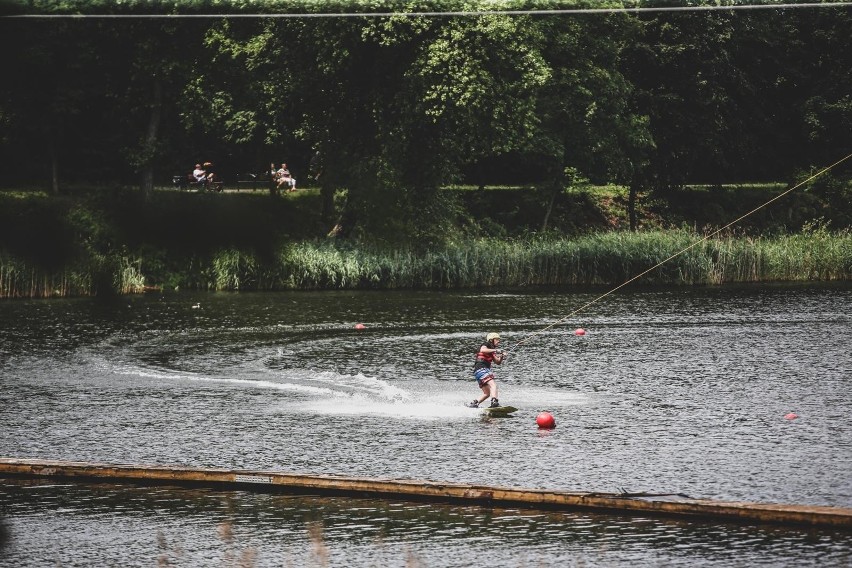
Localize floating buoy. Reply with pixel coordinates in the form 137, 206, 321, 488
354, 323, 366, 330
574, 328, 586, 336
784, 412, 798, 420
536, 411, 556, 429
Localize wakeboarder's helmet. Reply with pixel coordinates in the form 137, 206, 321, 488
486, 332, 500, 342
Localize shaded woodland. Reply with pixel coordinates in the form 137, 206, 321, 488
1, 0, 849, 241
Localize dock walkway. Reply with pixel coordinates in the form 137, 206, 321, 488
2, 458, 850, 529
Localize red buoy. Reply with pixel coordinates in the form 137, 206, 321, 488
784, 412, 798, 420
574, 328, 586, 336
354, 323, 366, 330
536, 411, 556, 429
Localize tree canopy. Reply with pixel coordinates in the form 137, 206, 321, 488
1, 0, 850, 239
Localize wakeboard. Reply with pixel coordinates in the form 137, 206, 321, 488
477, 405, 518, 417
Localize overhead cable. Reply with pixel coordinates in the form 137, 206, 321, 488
6, 1, 852, 19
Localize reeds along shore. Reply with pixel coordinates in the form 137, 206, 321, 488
1, 229, 850, 298
0, 253, 145, 299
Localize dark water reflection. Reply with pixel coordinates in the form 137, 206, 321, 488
1, 480, 850, 567
1, 285, 851, 565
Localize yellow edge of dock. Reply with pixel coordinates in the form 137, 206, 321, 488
2, 458, 850, 529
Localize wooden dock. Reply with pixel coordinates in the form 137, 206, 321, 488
2, 458, 850, 530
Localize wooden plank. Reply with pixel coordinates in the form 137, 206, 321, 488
1, 458, 850, 529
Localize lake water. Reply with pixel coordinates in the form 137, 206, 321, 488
1, 285, 851, 566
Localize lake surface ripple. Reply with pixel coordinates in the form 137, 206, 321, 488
1, 285, 851, 565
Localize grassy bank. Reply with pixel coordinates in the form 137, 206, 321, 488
1, 182, 850, 297
4, 228, 848, 297
203, 228, 852, 291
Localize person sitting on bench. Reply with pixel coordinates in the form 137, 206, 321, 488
275, 163, 297, 192
192, 163, 207, 184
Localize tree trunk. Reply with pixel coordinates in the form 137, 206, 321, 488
320, 183, 335, 224
140, 78, 163, 200
268, 162, 277, 196
542, 159, 568, 232
628, 180, 639, 231
541, 184, 558, 232
49, 133, 59, 194
327, 197, 357, 238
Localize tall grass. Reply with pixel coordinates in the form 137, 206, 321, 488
0, 252, 145, 298
205, 228, 852, 292
2, 229, 850, 297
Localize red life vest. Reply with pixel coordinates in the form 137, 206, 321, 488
474, 343, 495, 369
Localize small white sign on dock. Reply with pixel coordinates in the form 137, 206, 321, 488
234, 474, 273, 484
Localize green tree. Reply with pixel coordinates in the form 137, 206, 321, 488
0, 18, 106, 192
104, 18, 212, 198
525, 9, 653, 231
795, 5, 852, 166
194, 4, 549, 241
626, 2, 851, 188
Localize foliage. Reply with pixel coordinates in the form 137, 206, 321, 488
798, 172, 852, 229
0, 249, 144, 298
0, 0, 850, 246
1, 181, 851, 297
159, 228, 852, 292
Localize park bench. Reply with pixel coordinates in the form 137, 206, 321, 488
234, 172, 275, 192
172, 174, 224, 192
